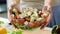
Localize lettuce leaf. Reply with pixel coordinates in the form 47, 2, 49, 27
7, 30, 22, 34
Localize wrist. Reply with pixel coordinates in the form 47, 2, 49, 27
44, 5, 51, 8
44, 0, 51, 6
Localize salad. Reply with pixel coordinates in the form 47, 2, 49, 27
9, 7, 49, 30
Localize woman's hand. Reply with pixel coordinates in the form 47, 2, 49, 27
40, 6, 52, 29
8, 0, 20, 22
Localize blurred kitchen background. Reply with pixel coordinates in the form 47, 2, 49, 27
0, 0, 7, 18
0, 0, 60, 18
0, 0, 60, 27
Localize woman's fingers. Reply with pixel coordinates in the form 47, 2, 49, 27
42, 6, 47, 12
41, 6, 52, 29
47, 9, 52, 23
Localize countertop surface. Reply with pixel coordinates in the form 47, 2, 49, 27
0, 17, 52, 34
0, 12, 7, 18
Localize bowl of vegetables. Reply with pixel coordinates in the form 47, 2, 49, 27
9, 7, 49, 30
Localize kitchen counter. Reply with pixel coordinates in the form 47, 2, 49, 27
0, 12, 7, 18
22, 28, 52, 34
0, 17, 52, 34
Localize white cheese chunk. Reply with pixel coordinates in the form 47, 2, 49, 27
24, 21, 28, 25
19, 13, 27, 18
13, 8, 17, 13
43, 12, 49, 17
30, 16, 35, 22
27, 11, 32, 16
37, 17, 43, 21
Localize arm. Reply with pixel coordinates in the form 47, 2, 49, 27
44, 0, 53, 22
8, 0, 20, 22
41, 0, 53, 29
42, 0, 53, 12
44, 0, 52, 7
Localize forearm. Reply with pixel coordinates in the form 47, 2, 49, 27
44, 0, 53, 7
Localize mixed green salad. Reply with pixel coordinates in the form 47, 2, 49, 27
9, 7, 49, 30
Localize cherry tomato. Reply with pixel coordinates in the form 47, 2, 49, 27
28, 22, 34, 28
14, 15, 17, 19
34, 21, 40, 27
38, 11, 43, 16
42, 18, 47, 24
16, 14, 20, 18
19, 18, 25, 25
13, 14, 20, 19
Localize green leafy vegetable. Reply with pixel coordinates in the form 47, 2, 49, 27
0, 21, 4, 24
15, 23, 36, 30
7, 29, 22, 34
16, 29, 22, 34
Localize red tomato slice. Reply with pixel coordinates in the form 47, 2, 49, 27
19, 18, 25, 25
28, 22, 34, 28
38, 11, 43, 16
14, 15, 17, 19
42, 18, 47, 24
14, 14, 20, 19
16, 14, 20, 18
34, 21, 40, 27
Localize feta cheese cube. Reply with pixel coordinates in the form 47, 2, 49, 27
24, 21, 28, 25
37, 18, 43, 21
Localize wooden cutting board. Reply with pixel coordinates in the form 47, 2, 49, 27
22, 28, 51, 34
